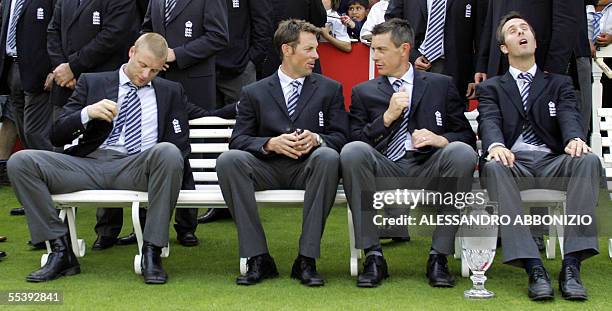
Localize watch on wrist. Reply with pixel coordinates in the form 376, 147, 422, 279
316, 134, 324, 146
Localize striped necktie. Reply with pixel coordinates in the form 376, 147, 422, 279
591, 11, 603, 42
6, 0, 25, 54
106, 82, 144, 155
418, 0, 446, 63
165, 0, 177, 25
286, 80, 301, 117
385, 79, 410, 161
517, 72, 544, 146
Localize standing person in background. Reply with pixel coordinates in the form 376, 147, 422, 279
342, 0, 369, 40
136, 0, 150, 23
320, 0, 352, 53
360, 0, 388, 44
588, 0, 612, 109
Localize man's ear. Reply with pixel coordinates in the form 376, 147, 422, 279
401, 42, 411, 57
500, 44, 509, 55
281, 44, 293, 59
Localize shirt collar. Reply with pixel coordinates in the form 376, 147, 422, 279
509, 63, 537, 81
387, 63, 415, 87
119, 64, 152, 88
278, 66, 306, 89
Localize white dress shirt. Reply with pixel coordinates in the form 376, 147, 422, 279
325, 9, 351, 43
278, 66, 305, 105
387, 64, 416, 151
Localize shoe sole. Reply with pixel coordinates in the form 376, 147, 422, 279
144, 278, 167, 285
236, 271, 279, 286
528, 291, 554, 301
429, 280, 455, 288
561, 291, 587, 301
357, 273, 389, 288
290, 272, 325, 287
26, 265, 81, 282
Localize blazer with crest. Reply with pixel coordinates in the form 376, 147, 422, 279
50, 70, 233, 189
229, 71, 349, 156
476, 69, 584, 156
349, 70, 476, 154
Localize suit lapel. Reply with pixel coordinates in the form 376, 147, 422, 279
266, 74, 291, 120
499, 71, 526, 117
152, 78, 169, 140
526, 70, 550, 113
409, 70, 428, 119
167, 0, 192, 25
290, 75, 317, 121
69, 0, 91, 29
17, 0, 30, 20
377, 76, 394, 99
1, 0, 10, 35
105, 70, 120, 103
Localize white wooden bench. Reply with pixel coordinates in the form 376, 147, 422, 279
595, 108, 612, 259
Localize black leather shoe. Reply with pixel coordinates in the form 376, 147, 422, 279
0, 251, 5, 259
533, 236, 545, 252
236, 254, 279, 285
357, 255, 389, 287
10, 207, 25, 216
527, 265, 554, 300
141, 241, 168, 284
0, 236, 6, 242
291, 255, 324, 286
177, 232, 199, 247
197, 208, 231, 224
426, 254, 455, 287
92, 236, 117, 250
26, 235, 80, 282
116, 232, 137, 246
559, 264, 587, 300
28, 240, 46, 250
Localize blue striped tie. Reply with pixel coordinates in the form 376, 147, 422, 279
286, 80, 301, 117
517, 72, 544, 146
106, 83, 143, 155
591, 11, 603, 43
418, 0, 446, 63
385, 79, 410, 161
165, 0, 177, 25
6, 0, 25, 53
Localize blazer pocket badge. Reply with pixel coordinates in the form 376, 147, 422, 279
233, 0, 240, 8
185, 21, 193, 38
318, 111, 324, 127
92, 11, 101, 25
37, 8, 44, 20
465, 4, 472, 18
172, 119, 182, 134
435, 111, 443, 126
548, 101, 556, 117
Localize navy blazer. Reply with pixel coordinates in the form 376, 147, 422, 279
51, 70, 232, 189
476, 70, 584, 156
230, 72, 349, 156
349, 70, 476, 154
0, 0, 55, 93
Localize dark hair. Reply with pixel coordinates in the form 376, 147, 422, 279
273, 19, 319, 60
347, 0, 369, 9
371, 18, 414, 47
496, 11, 536, 46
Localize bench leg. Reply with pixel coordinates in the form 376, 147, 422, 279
42, 209, 71, 266
545, 205, 558, 260
609, 238, 612, 259
132, 201, 143, 275
347, 205, 360, 277
65, 207, 86, 257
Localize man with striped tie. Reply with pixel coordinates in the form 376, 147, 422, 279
7, 33, 231, 284
477, 13, 602, 301
341, 18, 476, 288
216, 19, 349, 287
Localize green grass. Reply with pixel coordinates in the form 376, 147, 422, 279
1, 185, 612, 310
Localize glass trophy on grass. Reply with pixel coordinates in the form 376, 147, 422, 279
461, 204, 498, 299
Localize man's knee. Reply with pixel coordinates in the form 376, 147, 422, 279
151, 142, 183, 169
442, 142, 478, 167
340, 141, 373, 167
482, 159, 509, 177
216, 150, 251, 172
311, 147, 340, 165
7, 150, 37, 176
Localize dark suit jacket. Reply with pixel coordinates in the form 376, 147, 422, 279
475, 0, 582, 76
47, 0, 140, 106
136, 0, 149, 23
230, 72, 349, 156
349, 70, 476, 154
142, 0, 229, 110
385, 0, 484, 101
50, 70, 232, 189
0, 0, 55, 93
476, 70, 584, 156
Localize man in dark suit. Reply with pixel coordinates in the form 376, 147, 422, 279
140, 0, 229, 246
477, 13, 601, 301
136, 0, 149, 23
216, 19, 349, 287
259, 0, 326, 78
0, 0, 56, 150
385, 0, 485, 105
341, 18, 477, 288
7, 33, 230, 284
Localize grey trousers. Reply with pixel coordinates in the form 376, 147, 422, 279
482, 151, 601, 267
340, 141, 477, 255
6, 143, 183, 247
6, 60, 53, 150
216, 147, 340, 258
215, 61, 256, 108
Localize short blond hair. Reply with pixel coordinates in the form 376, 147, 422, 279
134, 33, 169, 60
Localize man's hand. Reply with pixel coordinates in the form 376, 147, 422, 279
415, 56, 432, 71
383, 88, 410, 127
87, 99, 118, 123
474, 72, 487, 84
263, 133, 302, 159
44, 73, 54, 91
487, 146, 515, 167
565, 138, 591, 157
412, 129, 449, 148
340, 15, 356, 29
596, 33, 612, 47
294, 129, 320, 155
167, 48, 176, 62
65, 79, 77, 90
465, 82, 477, 99
53, 63, 74, 86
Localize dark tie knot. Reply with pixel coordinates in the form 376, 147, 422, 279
518, 72, 533, 83
392, 79, 405, 92
291, 80, 302, 89
126, 82, 149, 92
